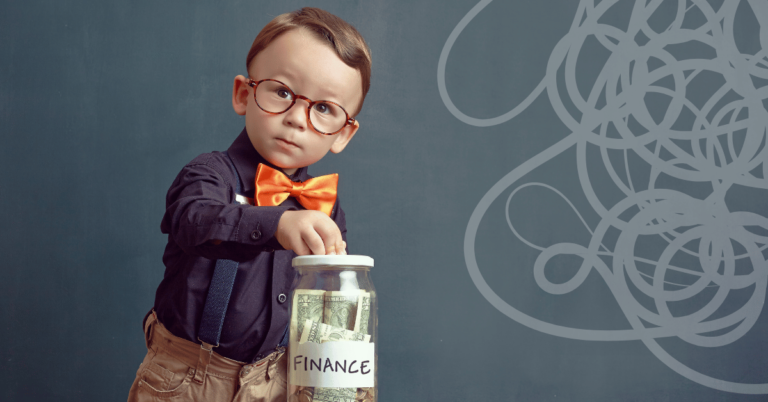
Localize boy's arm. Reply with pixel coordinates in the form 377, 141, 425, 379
161, 155, 292, 261
335, 199, 348, 253
162, 153, 347, 259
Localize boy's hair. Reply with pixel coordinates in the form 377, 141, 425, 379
246, 7, 372, 116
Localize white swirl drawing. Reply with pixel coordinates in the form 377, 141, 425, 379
439, 0, 768, 394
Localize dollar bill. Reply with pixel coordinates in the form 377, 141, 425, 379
353, 291, 370, 335
299, 319, 371, 344
292, 290, 375, 402
290, 290, 326, 345
323, 291, 359, 330
312, 387, 356, 402
299, 319, 370, 402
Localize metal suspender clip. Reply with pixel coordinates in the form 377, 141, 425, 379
193, 339, 217, 385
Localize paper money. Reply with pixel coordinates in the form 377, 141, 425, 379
291, 289, 375, 402
312, 387, 356, 402
353, 295, 374, 402
353, 291, 370, 335
299, 319, 370, 402
323, 291, 359, 330
299, 319, 371, 344
291, 290, 326, 345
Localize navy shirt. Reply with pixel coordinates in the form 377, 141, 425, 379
154, 128, 347, 363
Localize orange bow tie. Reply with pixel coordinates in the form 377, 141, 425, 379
254, 164, 338, 216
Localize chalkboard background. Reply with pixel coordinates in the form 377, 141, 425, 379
3, 0, 768, 400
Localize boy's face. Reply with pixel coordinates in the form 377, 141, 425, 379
232, 28, 362, 175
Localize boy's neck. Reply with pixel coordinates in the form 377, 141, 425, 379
281, 167, 297, 176
249, 144, 299, 177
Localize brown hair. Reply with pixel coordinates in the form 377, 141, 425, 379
246, 8, 372, 116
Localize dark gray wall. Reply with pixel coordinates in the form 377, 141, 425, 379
2, 0, 767, 400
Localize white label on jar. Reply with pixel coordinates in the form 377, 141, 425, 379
289, 341, 375, 388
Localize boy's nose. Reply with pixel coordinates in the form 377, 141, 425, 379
283, 99, 310, 130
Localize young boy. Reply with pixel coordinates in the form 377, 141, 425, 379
127, 8, 372, 402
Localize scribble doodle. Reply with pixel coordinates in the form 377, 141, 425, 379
440, 0, 768, 394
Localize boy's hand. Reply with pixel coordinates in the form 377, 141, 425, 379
275, 210, 347, 256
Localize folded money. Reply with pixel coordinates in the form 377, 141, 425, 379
299, 319, 371, 344
323, 291, 360, 330
353, 291, 370, 335
312, 387, 356, 402
290, 289, 326, 345
290, 288, 374, 402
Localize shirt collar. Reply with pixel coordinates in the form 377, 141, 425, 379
227, 128, 309, 196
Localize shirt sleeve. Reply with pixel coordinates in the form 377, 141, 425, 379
332, 198, 348, 253
160, 153, 294, 261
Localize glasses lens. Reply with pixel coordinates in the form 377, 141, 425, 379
254, 80, 348, 134
255, 80, 294, 113
309, 102, 347, 134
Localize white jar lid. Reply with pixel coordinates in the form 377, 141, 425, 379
292, 254, 374, 268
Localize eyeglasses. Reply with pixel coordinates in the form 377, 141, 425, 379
246, 78, 355, 135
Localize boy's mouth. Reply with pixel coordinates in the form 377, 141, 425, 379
276, 138, 299, 148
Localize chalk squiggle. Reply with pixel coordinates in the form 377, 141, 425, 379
441, 0, 768, 394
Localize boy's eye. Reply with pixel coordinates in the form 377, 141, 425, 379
313, 102, 331, 115
276, 88, 293, 100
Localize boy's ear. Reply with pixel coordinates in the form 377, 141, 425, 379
329, 120, 360, 154
232, 75, 249, 116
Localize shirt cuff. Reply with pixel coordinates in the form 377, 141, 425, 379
235, 205, 295, 245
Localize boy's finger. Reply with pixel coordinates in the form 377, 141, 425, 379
314, 218, 342, 256
334, 239, 345, 256
302, 228, 326, 255
291, 236, 310, 256
299, 239, 314, 256
326, 244, 337, 255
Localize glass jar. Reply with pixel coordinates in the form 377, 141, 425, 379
287, 255, 377, 402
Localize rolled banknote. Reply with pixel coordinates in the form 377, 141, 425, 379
323, 291, 359, 330
353, 291, 370, 335
299, 319, 371, 344
290, 289, 326, 345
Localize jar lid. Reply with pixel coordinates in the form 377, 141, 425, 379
292, 254, 374, 268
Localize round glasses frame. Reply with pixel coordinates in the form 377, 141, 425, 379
246, 78, 355, 136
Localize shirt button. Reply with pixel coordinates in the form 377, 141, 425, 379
251, 230, 261, 241
277, 293, 287, 303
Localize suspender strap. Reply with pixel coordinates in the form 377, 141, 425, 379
278, 313, 290, 347
197, 152, 242, 348
196, 153, 304, 370
194, 152, 243, 383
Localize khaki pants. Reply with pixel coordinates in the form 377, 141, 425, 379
127, 311, 287, 402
